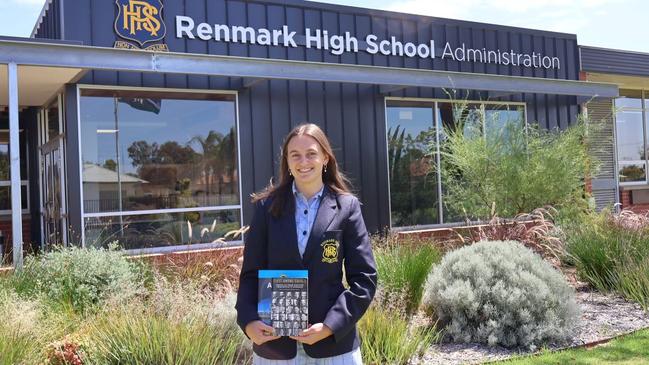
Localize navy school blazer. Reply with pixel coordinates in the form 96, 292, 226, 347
235, 187, 378, 359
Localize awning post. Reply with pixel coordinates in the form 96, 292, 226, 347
8, 62, 23, 271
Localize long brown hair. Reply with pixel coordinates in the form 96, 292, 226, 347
251, 123, 352, 217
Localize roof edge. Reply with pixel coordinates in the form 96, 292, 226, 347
580, 44, 649, 57
30, 0, 53, 39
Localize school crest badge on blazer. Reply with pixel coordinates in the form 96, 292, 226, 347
321, 238, 340, 263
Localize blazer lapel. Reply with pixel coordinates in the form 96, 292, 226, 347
277, 200, 303, 265
302, 188, 339, 265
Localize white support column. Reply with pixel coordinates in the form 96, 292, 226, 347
8, 62, 23, 270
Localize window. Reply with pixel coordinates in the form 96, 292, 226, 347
386, 99, 525, 227
79, 89, 240, 250
0, 130, 29, 214
616, 90, 649, 184
386, 101, 439, 227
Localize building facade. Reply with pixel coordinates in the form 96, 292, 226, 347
1, 0, 626, 258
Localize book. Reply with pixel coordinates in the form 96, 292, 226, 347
258, 269, 309, 337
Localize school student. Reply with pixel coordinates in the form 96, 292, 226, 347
236, 123, 377, 364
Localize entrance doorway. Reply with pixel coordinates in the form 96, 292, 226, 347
38, 95, 67, 249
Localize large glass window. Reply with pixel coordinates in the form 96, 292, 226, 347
386, 100, 525, 227
616, 90, 649, 184
80, 89, 240, 250
386, 101, 439, 226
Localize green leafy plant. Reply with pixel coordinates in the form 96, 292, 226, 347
0, 289, 45, 365
89, 313, 243, 365
422, 240, 579, 349
373, 234, 441, 315
358, 305, 440, 365
88, 280, 250, 365
0, 247, 252, 365
10, 245, 151, 314
566, 209, 649, 309
0, 327, 38, 365
439, 110, 595, 221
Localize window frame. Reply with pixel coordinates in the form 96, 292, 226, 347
616, 90, 649, 187
0, 128, 29, 215
76, 85, 243, 254
384, 96, 527, 230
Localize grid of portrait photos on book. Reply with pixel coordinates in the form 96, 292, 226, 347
271, 286, 309, 336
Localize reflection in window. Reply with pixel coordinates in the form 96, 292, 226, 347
616, 90, 649, 184
616, 111, 644, 161
80, 89, 241, 249
616, 89, 642, 109
0, 185, 28, 211
386, 102, 438, 226
0, 129, 29, 214
484, 105, 524, 144
47, 104, 61, 140
439, 102, 483, 139
386, 100, 525, 227
619, 164, 646, 183
84, 209, 241, 250
0, 131, 28, 180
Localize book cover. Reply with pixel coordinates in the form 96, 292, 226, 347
258, 269, 309, 337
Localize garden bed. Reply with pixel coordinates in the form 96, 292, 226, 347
413, 283, 649, 364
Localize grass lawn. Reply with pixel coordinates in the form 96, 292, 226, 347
500, 329, 649, 364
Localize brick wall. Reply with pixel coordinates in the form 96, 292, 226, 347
0, 216, 32, 261
620, 189, 649, 214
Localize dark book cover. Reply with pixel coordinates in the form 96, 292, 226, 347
258, 270, 309, 337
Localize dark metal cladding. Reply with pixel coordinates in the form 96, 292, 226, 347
33, 0, 62, 39
33, 0, 583, 232
581, 45, 649, 77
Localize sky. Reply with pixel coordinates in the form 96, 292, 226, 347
0, 0, 646, 53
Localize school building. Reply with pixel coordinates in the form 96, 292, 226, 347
2, 0, 647, 263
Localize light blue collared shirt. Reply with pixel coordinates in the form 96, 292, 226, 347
293, 182, 324, 258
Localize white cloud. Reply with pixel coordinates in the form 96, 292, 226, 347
10, 0, 46, 5
384, 0, 632, 40
384, 0, 624, 34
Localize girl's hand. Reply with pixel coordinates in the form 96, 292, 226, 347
290, 323, 333, 345
245, 320, 281, 345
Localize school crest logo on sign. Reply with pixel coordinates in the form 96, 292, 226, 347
321, 239, 340, 264
114, 0, 169, 51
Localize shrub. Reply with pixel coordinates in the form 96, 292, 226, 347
422, 240, 579, 349
566, 209, 649, 309
154, 247, 242, 293
88, 278, 249, 365
89, 313, 242, 365
358, 305, 439, 365
11, 245, 150, 314
439, 109, 595, 221
0, 327, 37, 365
453, 207, 566, 267
44, 335, 90, 365
0, 289, 44, 365
373, 235, 442, 315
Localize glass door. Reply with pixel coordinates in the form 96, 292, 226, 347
39, 96, 67, 249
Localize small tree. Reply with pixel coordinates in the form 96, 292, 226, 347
438, 109, 596, 221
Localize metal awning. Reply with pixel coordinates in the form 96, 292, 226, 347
0, 65, 84, 106
0, 38, 618, 98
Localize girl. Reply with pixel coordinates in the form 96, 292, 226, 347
236, 123, 377, 364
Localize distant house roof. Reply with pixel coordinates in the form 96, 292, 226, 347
82, 163, 148, 183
